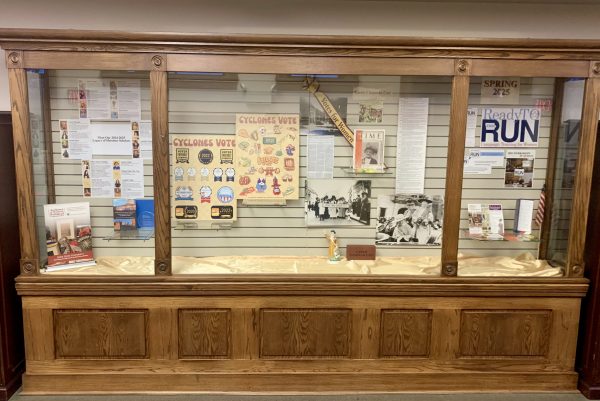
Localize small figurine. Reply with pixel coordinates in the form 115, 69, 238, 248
256, 178, 267, 193
272, 176, 281, 195
325, 230, 343, 263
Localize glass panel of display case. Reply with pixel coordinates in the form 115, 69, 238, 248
33, 70, 155, 275
458, 77, 584, 277
168, 73, 450, 275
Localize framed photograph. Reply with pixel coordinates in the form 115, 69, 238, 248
305, 179, 371, 226
376, 194, 444, 246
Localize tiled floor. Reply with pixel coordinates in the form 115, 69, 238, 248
9, 391, 590, 401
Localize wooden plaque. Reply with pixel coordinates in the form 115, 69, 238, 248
346, 245, 376, 261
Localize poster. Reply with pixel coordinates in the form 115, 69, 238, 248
465, 108, 478, 147
376, 194, 443, 246
172, 135, 237, 222
44, 202, 94, 269
307, 134, 334, 179
79, 79, 110, 119
59, 119, 92, 160
480, 107, 541, 147
235, 114, 299, 199
79, 79, 141, 121
505, 150, 535, 188
353, 129, 385, 172
395, 98, 429, 194
131, 120, 152, 159
480, 77, 520, 104
81, 159, 144, 198
91, 121, 133, 156
305, 179, 371, 227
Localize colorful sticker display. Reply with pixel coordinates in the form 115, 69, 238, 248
235, 114, 300, 199
171, 135, 237, 222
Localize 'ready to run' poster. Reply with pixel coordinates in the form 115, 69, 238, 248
172, 135, 237, 222
235, 114, 299, 199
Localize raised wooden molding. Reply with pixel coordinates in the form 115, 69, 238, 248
454, 59, 471, 76
5, 50, 22, 69
591, 61, 600, 77
1, 29, 600, 60
150, 54, 167, 71
14, 276, 589, 297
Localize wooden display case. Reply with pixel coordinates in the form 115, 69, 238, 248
2, 29, 599, 394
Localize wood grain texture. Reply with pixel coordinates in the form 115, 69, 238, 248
380, 310, 432, 357
53, 310, 148, 359
441, 71, 471, 275
22, 51, 157, 70
539, 78, 565, 260
14, 276, 590, 298
566, 77, 600, 277
20, 371, 578, 393
459, 310, 551, 357
260, 309, 351, 358
178, 309, 230, 359
470, 60, 589, 78
351, 308, 380, 359
168, 54, 453, 75
150, 70, 171, 275
8, 68, 39, 274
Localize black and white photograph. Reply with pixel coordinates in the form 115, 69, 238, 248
300, 96, 348, 136
305, 179, 371, 226
376, 194, 444, 246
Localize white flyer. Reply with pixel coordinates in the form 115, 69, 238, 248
463, 157, 492, 175
131, 120, 152, 159
91, 121, 133, 156
465, 108, 477, 147
467, 204, 484, 235
307, 134, 334, 179
395, 98, 429, 194
466, 149, 505, 167
113, 79, 141, 120
484, 204, 505, 238
79, 79, 110, 119
120, 159, 145, 198
82, 159, 144, 198
515, 199, 534, 234
60, 119, 92, 160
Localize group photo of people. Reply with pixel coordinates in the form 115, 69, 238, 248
305, 180, 371, 226
376, 194, 444, 246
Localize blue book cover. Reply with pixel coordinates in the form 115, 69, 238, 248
135, 199, 155, 228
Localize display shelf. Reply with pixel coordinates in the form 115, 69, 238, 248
462, 230, 539, 242
103, 228, 154, 241
342, 166, 392, 176
173, 222, 233, 230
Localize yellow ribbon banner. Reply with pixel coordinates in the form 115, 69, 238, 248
304, 77, 354, 146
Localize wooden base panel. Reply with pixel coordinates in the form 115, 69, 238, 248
16, 279, 586, 394
22, 372, 578, 394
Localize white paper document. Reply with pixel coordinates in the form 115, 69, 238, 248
91, 121, 133, 156
80, 79, 110, 119
465, 108, 478, 147
138, 121, 153, 159
395, 98, 429, 194
89, 160, 114, 198
113, 80, 141, 120
307, 134, 334, 179
120, 159, 145, 198
60, 119, 92, 160
515, 199, 534, 234
464, 148, 505, 173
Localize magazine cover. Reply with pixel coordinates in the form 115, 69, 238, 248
44, 202, 94, 268
353, 129, 385, 172
113, 199, 137, 231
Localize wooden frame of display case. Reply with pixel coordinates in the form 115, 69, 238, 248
2, 29, 599, 393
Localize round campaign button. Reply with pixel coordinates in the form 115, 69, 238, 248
217, 186, 235, 204
198, 149, 214, 164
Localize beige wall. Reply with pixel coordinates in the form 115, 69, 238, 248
1, 0, 599, 110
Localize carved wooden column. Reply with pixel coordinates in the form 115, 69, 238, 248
441, 59, 471, 276
6, 51, 40, 275
566, 68, 600, 277
150, 55, 172, 275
